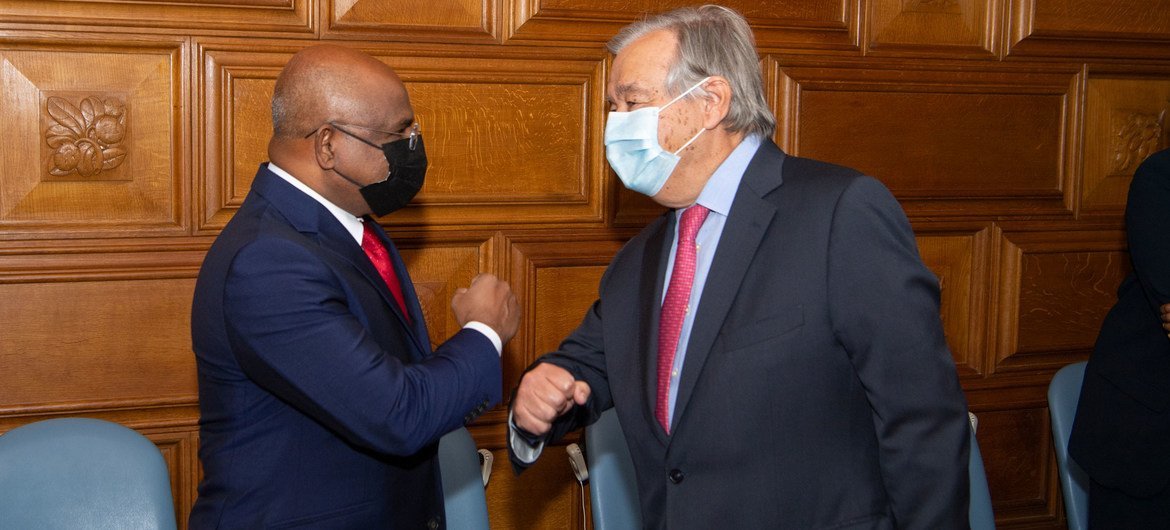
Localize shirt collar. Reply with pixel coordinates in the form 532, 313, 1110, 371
692, 134, 761, 218
267, 162, 366, 245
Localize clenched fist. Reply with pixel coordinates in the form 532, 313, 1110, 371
512, 363, 591, 436
451, 273, 521, 344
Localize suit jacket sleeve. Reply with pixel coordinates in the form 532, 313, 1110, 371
507, 276, 617, 472
826, 177, 970, 529
223, 236, 501, 457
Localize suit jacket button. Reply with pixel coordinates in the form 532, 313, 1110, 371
668, 469, 684, 484
426, 517, 440, 529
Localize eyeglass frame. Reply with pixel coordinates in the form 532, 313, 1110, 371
304, 122, 421, 151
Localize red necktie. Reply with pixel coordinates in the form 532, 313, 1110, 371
361, 222, 411, 324
656, 205, 709, 433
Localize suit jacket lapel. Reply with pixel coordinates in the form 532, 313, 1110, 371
671, 142, 784, 432
364, 220, 431, 358
375, 226, 433, 357
640, 213, 674, 445
250, 165, 427, 359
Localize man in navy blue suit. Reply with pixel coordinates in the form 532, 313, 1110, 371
190, 44, 519, 529
1071, 147, 1170, 527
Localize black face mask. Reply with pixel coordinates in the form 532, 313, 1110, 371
322, 123, 428, 216
359, 134, 427, 216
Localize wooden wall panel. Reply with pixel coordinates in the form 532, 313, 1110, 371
978, 406, 1060, 525
1081, 75, 1170, 214
349, 50, 608, 229
198, 41, 607, 233
916, 225, 992, 378
867, 0, 997, 56
772, 58, 1078, 218
507, 0, 856, 49
406, 76, 595, 215
323, 0, 496, 43
144, 429, 198, 527
505, 235, 627, 403
0, 1, 313, 36
994, 229, 1129, 373
0, 277, 197, 410
396, 236, 491, 350
481, 444, 586, 529
532, 264, 606, 355
0, 36, 186, 239
4, 1, 1170, 529
1008, 0, 1170, 58
197, 43, 289, 232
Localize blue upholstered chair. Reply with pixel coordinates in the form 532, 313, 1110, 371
0, 417, 177, 529
571, 409, 994, 528
968, 412, 996, 529
1047, 361, 1089, 530
569, 409, 641, 529
438, 427, 493, 530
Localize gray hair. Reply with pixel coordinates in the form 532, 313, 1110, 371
271, 61, 321, 139
607, 4, 776, 138
271, 92, 297, 138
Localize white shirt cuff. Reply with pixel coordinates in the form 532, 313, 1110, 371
508, 410, 545, 464
463, 321, 502, 356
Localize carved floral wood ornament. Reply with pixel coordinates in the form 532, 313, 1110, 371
1111, 107, 1167, 175
45, 96, 127, 178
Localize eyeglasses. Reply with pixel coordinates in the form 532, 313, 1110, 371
305, 122, 421, 151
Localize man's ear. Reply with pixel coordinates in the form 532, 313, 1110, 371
311, 126, 338, 170
699, 76, 732, 130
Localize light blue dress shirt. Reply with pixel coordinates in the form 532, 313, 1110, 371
661, 134, 761, 426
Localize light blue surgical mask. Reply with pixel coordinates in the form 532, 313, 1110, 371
604, 77, 711, 196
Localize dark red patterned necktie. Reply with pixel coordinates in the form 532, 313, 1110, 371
361, 222, 411, 324
655, 205, 709, 433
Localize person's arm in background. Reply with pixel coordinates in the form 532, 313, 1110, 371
1161, 303, 1169, 338
1125, 149, 1170, 339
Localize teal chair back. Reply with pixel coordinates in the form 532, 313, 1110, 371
0, 417, 176, 529
581, 409, 642, 529
438, 427, 492, 530
1047, 361, 1089, 530
968, 412, 996, 529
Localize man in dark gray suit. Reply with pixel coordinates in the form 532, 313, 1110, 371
508, 5, 970, 528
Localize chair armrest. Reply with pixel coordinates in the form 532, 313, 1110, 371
477, 449, 493, 487
566, 442, 589, 484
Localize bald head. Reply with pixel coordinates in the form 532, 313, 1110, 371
271, 45, 409, 140
267, 45, 417, 217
